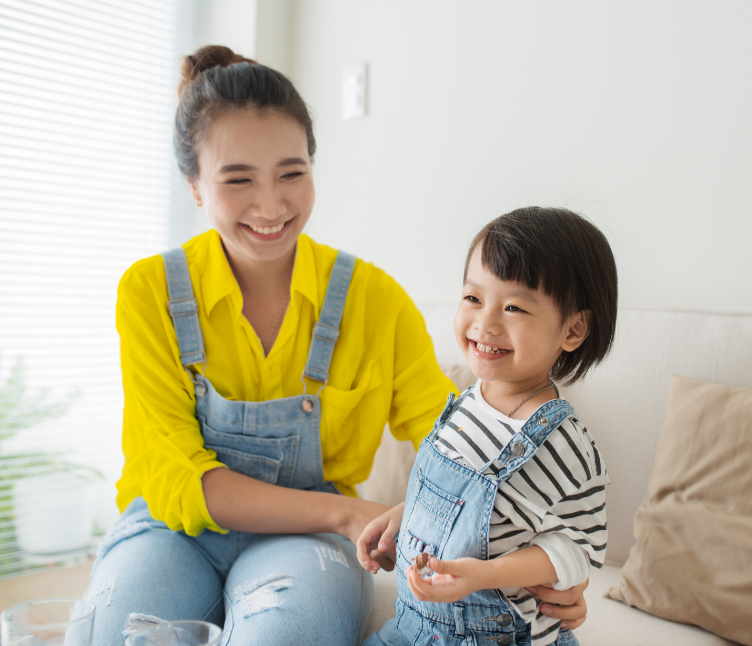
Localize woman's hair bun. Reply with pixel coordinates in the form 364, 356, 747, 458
178, 45, 257, 97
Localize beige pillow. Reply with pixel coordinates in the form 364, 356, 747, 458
607, 375, 752, 645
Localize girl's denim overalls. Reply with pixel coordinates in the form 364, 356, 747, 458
87, 248, 374, 646
364, 391, 579, 646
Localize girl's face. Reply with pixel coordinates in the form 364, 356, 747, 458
188, 108, 314, 265
454, 247, 588, 391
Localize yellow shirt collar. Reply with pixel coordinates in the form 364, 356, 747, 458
199, 230, 320, 319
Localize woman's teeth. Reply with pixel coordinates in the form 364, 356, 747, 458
249, 222, 286, 234
475, 342, 509, 355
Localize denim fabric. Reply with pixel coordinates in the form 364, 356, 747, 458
87, 249, 372, 645
363, 393, 580, 646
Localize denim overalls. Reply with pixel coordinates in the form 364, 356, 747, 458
87, 247, 374, 646
365, 391, 579, 646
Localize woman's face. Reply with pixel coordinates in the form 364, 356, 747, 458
188, 108, 314, 265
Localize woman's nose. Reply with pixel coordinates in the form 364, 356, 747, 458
251, 184, 286, 220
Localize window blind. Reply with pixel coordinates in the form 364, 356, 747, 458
0, 0, 181, 578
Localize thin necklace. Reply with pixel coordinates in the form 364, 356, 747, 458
263, 293, 289, 354
507, 382, 556, 418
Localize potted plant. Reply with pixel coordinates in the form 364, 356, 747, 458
0, 357, 103, 576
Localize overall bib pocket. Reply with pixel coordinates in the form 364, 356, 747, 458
201, 424, 300, 487
398, 469, 464, 571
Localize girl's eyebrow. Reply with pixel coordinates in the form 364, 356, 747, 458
508, 290, 539, 303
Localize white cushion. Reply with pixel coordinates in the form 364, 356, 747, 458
363, 566, 737, 645
561, 308, 752, 565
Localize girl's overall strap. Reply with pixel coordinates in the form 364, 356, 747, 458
494, 399, 575, 480
302, 251, 356, 383
162, 247, 206, 368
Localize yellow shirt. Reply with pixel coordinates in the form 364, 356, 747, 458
115, 230, 456, 536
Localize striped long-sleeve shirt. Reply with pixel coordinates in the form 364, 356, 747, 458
435, 381, 608, 646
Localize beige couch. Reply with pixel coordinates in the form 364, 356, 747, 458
359, 306, 752, 645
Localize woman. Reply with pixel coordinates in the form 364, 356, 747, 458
86, 46, 588, 645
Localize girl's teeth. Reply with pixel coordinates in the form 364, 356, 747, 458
250, 222, 285, 234
476, 342, 507, 355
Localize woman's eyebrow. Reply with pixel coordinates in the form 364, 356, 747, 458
278, 157, 307, 167
219, 163, 255, 172
218, 158, 307, 173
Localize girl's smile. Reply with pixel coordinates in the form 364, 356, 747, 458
455, 247, 590, 416
469, 339, 513, 359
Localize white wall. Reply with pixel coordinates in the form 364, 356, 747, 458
285, 1, 752, 310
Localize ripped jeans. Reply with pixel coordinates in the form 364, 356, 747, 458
86, 498, 373, 645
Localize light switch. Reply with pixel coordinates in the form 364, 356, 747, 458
342, 64, 367, 120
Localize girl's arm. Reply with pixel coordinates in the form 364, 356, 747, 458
407, 550, 589, 629
405, 545, 557, 604
202, 467, 390, 544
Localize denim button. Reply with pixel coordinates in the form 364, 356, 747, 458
194, 382, 206, 397
510, 442, 524, 458
495, 614, 512, 627
539, 416, 549, 426
301, 399, 314, 412
496, 634, 512, 646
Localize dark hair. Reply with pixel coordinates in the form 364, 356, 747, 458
465, 206, 618, 385
174, 45, 315, 180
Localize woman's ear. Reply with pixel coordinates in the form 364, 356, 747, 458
561, 310, 591, 352
187, 179, 202, 206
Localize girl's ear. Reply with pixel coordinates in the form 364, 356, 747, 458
562, 310, 591, 352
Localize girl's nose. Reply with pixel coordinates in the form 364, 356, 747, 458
474, 311, 503, 336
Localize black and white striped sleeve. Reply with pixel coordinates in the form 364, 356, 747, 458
495, 418, 609, 576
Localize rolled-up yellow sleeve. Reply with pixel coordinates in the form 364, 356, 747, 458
388, 290, 458, 450
115, 260, 226, 536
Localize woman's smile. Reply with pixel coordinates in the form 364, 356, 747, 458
240, 216, 296, 241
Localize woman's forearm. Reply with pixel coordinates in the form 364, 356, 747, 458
201, 467, 389, 542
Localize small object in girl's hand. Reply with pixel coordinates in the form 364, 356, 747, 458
412, 552, 432, 576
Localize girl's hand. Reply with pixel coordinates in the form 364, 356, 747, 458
355, 502, 404, 573
406, 556, 490, 603
524, 580, 589, 629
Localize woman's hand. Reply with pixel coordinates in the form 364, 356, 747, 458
338, 497, 393, 549
405, 556, 489, 603
355, 503, 404, 573
524, 580, 589, 629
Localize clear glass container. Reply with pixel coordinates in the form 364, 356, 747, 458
125, 620, 222, 646
1, 598, 95, 645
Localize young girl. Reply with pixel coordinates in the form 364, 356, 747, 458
357, 207, 617, 646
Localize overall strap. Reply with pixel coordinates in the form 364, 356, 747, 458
494, 399, 575, 480
302, 251, 356, 384
162, 247, 206, 368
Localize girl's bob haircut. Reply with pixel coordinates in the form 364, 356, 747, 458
465, 206, 618, 386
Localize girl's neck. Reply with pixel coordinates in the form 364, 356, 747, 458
480, 375, 557, 420
224, 242, 296, 300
